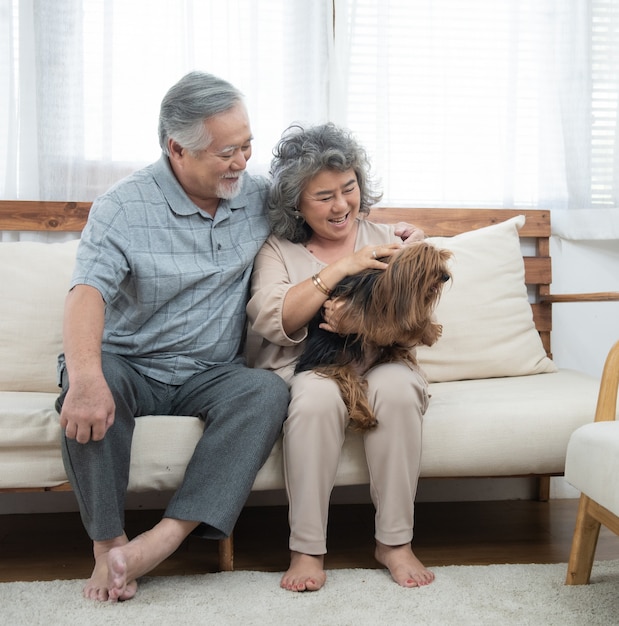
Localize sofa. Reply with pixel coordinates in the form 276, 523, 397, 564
1, 201, 617, 570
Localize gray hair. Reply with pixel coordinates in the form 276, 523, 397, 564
269, 123, 383, 243
158, 71, 244, 155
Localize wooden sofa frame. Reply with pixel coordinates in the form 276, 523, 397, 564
1, 200, 618, 572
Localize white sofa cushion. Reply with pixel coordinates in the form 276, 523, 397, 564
565, 421, 619, 517
416, 216, 557, 382
0, 391, 68, 488
419, 369, 602, 477
0, 240, 78, 393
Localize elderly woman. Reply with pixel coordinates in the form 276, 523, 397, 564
246, 123, 434, 592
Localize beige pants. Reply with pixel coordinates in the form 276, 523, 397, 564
284, 362, 429, 555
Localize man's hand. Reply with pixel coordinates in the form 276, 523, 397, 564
394, 222, 425, 244
60, 376, 115, 444
60, 285, 112, 444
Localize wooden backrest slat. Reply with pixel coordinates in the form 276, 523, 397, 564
531, 304, 552, 332
524, 257, 552, 285
368, 207, 551, 238
0, 201, 92, 231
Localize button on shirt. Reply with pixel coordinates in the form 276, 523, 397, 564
70, 155, 271, 385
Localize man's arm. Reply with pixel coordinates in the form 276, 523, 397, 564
59, 284, 116, 444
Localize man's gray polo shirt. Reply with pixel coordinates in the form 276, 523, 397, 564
69, 155, 271, 385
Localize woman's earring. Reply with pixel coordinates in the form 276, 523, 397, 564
293, 209, 303, 221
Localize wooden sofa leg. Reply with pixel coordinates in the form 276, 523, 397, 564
219, 534, 234, 571
566, 494, 600, 585
537, 475, 551, 501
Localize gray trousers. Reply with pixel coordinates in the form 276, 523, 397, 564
56, 352, 288, 542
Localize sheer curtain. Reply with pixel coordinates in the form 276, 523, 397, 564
2, 1, 619, 232
334, 0, 617, 213
1, 0, 330, 204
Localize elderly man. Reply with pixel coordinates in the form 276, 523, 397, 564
56, 71, 289, 602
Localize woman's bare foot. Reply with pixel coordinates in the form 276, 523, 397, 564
83, 535, 138, 602
280, 551, 327, 592
375, 541, 435, 587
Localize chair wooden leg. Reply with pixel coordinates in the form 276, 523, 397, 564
566, 494, 600, 585
218, 534, 234, 571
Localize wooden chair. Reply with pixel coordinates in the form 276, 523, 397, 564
565, 339, 619, 584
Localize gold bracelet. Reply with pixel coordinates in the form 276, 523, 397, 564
312, 273, 332, 297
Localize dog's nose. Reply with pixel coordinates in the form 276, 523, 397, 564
441, 273, 451, 283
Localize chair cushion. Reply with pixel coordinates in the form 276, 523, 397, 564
565, 421, 619, 517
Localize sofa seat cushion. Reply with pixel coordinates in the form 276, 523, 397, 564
419, 369, 604, 477
565, 421, 619, 517
0, 391, 286, 492
0, 392, 68, 488
0, 369, 603, 492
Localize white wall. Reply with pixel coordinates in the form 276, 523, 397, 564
545, 231, 619, 500
550, 238, 619, 380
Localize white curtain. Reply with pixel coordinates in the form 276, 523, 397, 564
1, 0, 330, 204
334, 0, 619, 213
2, 0, 619, 229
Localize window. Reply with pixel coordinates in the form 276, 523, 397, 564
337, 0, 617, 209
2, 0, 618, 212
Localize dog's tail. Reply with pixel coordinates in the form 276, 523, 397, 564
315, 364, 378, 431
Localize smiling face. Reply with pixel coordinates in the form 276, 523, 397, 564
168, 102, 253, 214
298, 168, 361, 244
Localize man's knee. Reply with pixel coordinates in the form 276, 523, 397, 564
243, 368, 289, 414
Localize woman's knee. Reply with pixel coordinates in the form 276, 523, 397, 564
287, 372, 348, 430
366, 363, 429, 416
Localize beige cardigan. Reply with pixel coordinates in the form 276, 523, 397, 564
245, 218, 397, 382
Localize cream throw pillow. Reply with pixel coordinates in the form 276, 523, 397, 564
417, 215, 557, 382
0, 239, 79, 392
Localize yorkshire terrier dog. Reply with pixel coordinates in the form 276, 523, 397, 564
296, 241, 452, 431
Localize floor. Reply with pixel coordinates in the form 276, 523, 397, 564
1, 499, 618, 582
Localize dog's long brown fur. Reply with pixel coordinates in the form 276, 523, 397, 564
295, 241, 452, 431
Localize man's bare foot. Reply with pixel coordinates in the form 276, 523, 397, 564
83, 535, 138, 602
375, 541, 435, 587
105, 517, 198, 602
280, 551, 327, 592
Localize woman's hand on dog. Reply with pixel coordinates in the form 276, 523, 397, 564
320, 298, 338, 333
333, 243, 403, 277
319, 298, 363, 335
282, 244, 402, 338
318, 243, 404, 334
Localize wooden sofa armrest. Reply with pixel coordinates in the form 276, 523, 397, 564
593, 339, 619, 423
540, 292, 619, 304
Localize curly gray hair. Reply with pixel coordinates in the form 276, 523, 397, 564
268, 123, 383, 243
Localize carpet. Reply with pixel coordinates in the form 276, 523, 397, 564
2, 561, 618, 626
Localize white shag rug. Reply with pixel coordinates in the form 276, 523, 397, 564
2, 561, 618, 626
